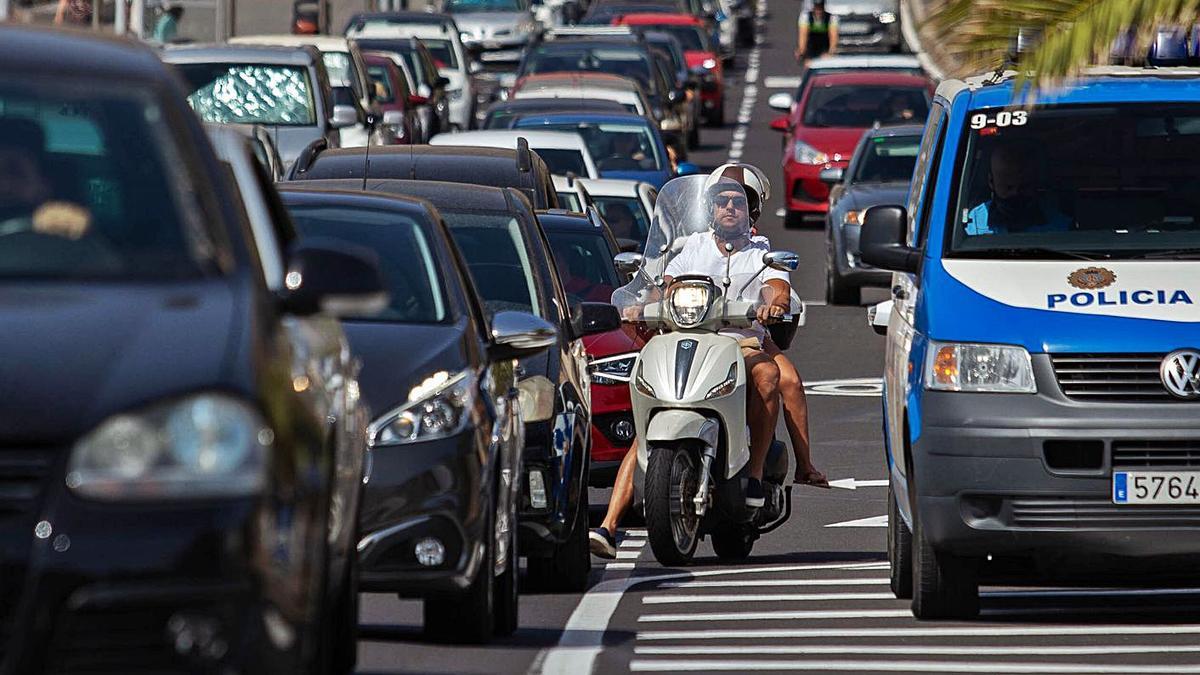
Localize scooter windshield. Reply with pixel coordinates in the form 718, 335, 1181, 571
611, 175, 752, 323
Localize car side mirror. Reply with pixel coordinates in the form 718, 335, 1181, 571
281, 239, 388, 317
614, 251, 643, 276
418, 83, 433, 98
675, 161, 702, 176
489, 310, 557, 360
330, 104, 358, 129
382, 110, 405, 126
763, 250, 800, 272
616, 238, 640, 253
860, 205, 920, 273
819, 167, 844, 184
769, 115, 790, 132
574, 301, 621, 337
767, 92, 793, 111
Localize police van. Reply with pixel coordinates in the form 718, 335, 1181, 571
861, 67, 1200, 619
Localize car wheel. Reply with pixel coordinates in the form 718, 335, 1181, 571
493, 476, 520, 636
888, 483, 913, 599
825, 256, 860, 306
527, 475, 592, 592
424, 503, 496, 643
911, 499, 979, 620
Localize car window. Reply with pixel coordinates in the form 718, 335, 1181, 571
356, 40, 428, 88
905, 103, 943, 247
441, 210, 542, 316
367, 66, 395, 103
519, 120, 664, 171
321, 52, 354, 89
0, 82, 216, 280
803, 85, 929, 128
853, 134, 921, 184
178, 63, 317, 126
546, 229, 620, 304
287, 204, 447, 322
525, 47, 654, 92
422, 39, 460, 69
593, 196, 648, 243
534, 148, 588, 176
558, 191, 582, 210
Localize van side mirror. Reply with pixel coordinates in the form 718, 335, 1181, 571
860, 205, 921, 274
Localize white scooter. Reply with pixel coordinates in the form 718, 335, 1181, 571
613, 176, 802, 565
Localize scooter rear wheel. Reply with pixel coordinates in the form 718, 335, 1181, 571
645, 445, 701, 566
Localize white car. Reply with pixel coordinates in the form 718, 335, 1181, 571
574, 177, 657, 248
346, 12, 479, 130
513, 83, 650, 118
431, 129, 599, 178
230, 35, 386, 148
553, 174, 595, 211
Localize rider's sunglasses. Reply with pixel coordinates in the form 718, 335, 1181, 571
714, 195, 748, 208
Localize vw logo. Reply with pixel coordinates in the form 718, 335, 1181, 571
1160, 350, 1200, 400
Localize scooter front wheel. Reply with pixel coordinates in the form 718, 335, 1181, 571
645, 445, 701, 566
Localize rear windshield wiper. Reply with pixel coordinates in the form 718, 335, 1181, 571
955, 247, 1106, 261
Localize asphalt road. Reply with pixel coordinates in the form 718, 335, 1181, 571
354, 2, 1200, 673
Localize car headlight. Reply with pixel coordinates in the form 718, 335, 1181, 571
702, 57, 718, 70
705, 363, 738, 400
668, 282, 711, 328
589, 352, 638, 385
67, 394, 270, 501
925, 341, 1036, 393
843, 210, 862, 226
369, 369, 476, 446
634, 364, 656, 397
793, 139, 829, 165
878, 11, 897, 24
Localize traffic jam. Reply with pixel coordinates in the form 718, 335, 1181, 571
4, 0, 1200, 673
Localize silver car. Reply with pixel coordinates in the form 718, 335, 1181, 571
824, 0, 903, 53
444, 0, 541, 64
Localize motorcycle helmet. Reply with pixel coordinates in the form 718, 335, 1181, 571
708, 163, 771, 224
703, 177, 752, 242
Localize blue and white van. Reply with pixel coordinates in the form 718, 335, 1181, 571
861, 67, 1200, 619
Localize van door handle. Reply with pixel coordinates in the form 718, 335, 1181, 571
892, 285, 908, 301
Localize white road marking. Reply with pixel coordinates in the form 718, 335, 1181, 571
828, 478, 889, 490
804, 377, 883, 397
637, 625, 1200, 640
763, 75, 801, 89
606, 562, 636, 571
624, 528, 647, 537
636, 645, 1200, 657
629, 659, 1200, 673
825, 515, 888, 528
775, 207, 786, 217
642, 592, 895, 604
638, 609, 911, 622
619, 539, 646, 548
616, 550, 641, 559
984, 587, 1200, 599
657, 578, 890, 589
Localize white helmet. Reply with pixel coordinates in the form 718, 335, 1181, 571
707, 163, 771, 223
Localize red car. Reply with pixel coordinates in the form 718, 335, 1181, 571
539, 210, 643, 487
363, 51, 419, 144
772, 71, 932, 227
616, 13, 725, 127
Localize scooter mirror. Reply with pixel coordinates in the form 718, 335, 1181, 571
763, 250, 800, 272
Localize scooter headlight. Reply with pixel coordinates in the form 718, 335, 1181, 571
668, 282, 711, 328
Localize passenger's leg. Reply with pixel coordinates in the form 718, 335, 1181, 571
763, 338, 826, 487
591, 439, 639, 558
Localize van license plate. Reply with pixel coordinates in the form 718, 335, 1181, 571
1113, 471, 1200, 504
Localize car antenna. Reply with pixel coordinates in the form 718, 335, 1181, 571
362, 136, 372, 191
409, 142, 416, 179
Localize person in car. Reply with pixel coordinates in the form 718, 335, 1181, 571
603, 202, 639, 241
966, 142, 1072, 235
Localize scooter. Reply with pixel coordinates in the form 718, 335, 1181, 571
624, 250, 802, 565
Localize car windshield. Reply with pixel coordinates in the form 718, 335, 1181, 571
441, 210, 541, 315
853, 134, 920, 184
525, 47, 654, 92
178, 63, 317, 126
594, 195, 649, 244
0, 82, 215, 280
445, 0, 525, 12
286, 205, 446, 322
652, 24, 708, 52
422, 39, 460, 69
321, 52, 353, 88
519, 120, 663, 171
546, 230, 619, 304
949, 104, 1200, 259
802, 84, 929, 128
534, 148, 588, 176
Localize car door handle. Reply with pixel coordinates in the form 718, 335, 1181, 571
892, 285, 908, 301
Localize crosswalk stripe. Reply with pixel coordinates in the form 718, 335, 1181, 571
616, 550, 641, 560
619, 539, 647, 548
635, 645, 1200, 656
657, 578, 891, 589
628, 659, 1200, 673
638, 609, 912, 622
606, 562, 636, 571
637, 625, 1200, 640
642, 592, 896, 604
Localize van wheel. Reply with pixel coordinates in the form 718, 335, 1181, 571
710, 525, 754, 560
910, 504, 979, 620
888, 484, 913, 599
424, 503, 495, 643
527, 481, 591, 592
645, 445, 700, 566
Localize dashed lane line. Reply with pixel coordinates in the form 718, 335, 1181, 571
629, 660, 1200, 673
763, 75, 801, 89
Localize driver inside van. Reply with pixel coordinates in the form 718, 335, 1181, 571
965, 141, 1072, 235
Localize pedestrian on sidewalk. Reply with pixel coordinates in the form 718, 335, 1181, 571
795, 0, 838, 63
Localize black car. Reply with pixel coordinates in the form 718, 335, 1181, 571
277, 187, 554, 642
482, 98, 628, 129
353, 37, 452, 139
0, 26, 383, 674
287, 143, 560, 209
292, 179, 620, 591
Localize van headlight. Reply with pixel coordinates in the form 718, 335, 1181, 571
67, 394, 270, 501
925, 341, 1036, 393
370, 369, 476, 446
668, 282, 711, 328
589, 352, 638, 385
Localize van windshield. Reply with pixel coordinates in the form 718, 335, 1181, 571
949, 104, 1200, 258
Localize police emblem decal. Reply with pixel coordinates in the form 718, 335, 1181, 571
1067, 267, 1117, 290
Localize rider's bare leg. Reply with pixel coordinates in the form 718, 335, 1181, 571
744, 346, 781, 480
763, 337, 824, 485
600, 439, 638, 533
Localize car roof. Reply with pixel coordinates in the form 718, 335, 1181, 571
516, 88, 641, 105
486, 98, 628, 115
516, 111, 651, 126
806, 54, 923, 71
230, 35, 352, 52
865, 123, 926, 138
618, 12, 702, 25
353, 36, 422, 50
163, 43, 321, 65
809, 71, 932, 87
532, 39, 649, 52
538, 209, 605, 232
280, 179, 512, 213
292, 145, 550, 192
942, 66, 1200, 109
576, 177, 643, 197
519, 72, 642, 91
346, 11, 454, 28
0, 24, 168, 80
432, 129, 588, 150
276, 184, 438, 220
